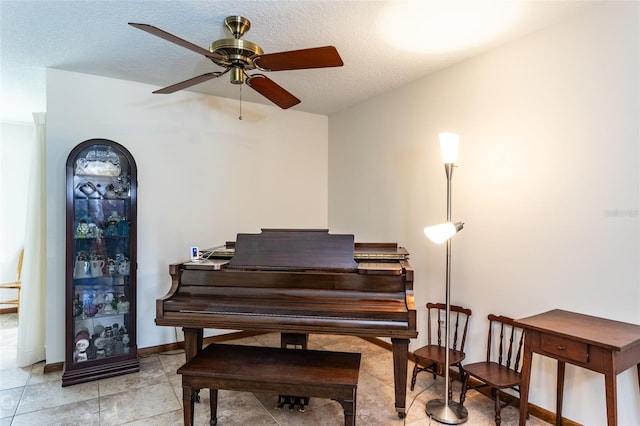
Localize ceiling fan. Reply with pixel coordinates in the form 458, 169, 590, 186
128, 16, 344, 109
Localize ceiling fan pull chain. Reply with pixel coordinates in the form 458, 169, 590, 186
239, 83, 243, 120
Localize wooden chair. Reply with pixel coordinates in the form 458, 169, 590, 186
460, 314, 526, 426
0, 249, 23, 315
410, 302, 472, 402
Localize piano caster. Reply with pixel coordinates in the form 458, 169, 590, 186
210, 418, 217, 425
397, 411, 406, 419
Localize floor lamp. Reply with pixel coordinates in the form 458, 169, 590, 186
424, 132, 467, 424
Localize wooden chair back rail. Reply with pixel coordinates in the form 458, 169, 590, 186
0, 249, 23, 314
461, 314, 526, 426
410, 302, 472, 402
487, 314, 525, 372
427, 302, 472, 349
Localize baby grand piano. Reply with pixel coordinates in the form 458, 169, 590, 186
157, 229, 417, 418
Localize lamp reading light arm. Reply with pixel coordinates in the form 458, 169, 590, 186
424, 221, 464, 244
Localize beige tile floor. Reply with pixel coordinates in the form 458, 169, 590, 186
0, 313, 551, 425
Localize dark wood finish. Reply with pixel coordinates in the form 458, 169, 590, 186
254, 46, 344, 71
157, 229, 417, 417
245, 75, 301, 109
460, 314, 525, 425
410, 302, 472, 402
62, 139, 139, 386
128, 23, 223, 60
516, 309, 640, 426
178, 344, 360, 426
228, 229, 357, 271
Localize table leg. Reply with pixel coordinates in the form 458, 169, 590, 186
391, 338, 409, 418
519, 341, 533, 426
603, 353, 617, 426
556, 361, 565, 426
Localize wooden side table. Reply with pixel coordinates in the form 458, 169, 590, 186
515, 309, 640, 426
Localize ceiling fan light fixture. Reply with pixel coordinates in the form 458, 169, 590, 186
230, 67, 244, 85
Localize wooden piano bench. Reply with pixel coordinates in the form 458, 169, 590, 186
177, 343, 361, 426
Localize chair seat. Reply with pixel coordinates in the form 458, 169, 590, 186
414, 345, 466, 365
463, 361, 521, 388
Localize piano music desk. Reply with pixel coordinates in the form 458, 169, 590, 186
178, 344, 361, 426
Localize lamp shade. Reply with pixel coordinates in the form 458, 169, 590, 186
424, 221, 464, 244
439, 132, 460, 164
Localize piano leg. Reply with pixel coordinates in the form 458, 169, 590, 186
391, 338, 410, 419
182, 328, 204, 361
183, 328, 204, 403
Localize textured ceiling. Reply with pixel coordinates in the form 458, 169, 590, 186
1, 1, 593, 122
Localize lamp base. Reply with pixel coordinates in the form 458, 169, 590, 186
426, 399, 468, 424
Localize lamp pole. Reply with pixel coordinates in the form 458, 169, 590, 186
426, 134, 468, 424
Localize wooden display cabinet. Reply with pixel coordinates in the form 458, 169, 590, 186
62, 139, 139, 386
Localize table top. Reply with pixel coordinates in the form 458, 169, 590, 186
515, 309, 640, 351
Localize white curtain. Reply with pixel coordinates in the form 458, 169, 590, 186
16, 112, 46, 366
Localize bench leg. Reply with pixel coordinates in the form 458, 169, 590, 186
209, 389, 218, 425
335, 388, 357, 426
183, 386, 195, 426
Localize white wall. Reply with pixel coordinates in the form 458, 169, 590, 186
329, 3, 639, 425
46, 69, 329, 362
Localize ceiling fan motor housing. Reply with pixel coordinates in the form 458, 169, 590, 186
210, 17, 263, 83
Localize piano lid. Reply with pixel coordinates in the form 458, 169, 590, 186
227, 229, 358, 272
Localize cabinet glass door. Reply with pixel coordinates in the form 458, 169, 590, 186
63, 139, 139, 386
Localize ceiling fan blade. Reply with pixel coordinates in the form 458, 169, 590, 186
153, 71, 226, 94
254, 46, 343, 71
128, 23, 224, 61
245, 74, 300, 109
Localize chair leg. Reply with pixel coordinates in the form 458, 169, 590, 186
410, 356, 420, 391
456, 365, 465, 404
492, 388, 502, 426
448, 374, 454, 402
459, 372, 469, 406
